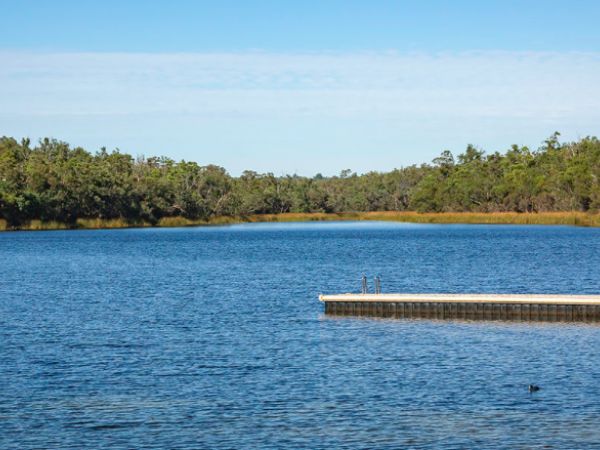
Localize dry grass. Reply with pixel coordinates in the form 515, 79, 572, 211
356, 211, 600, 227
157, 216, 242, 227
344, 211, 600, 227
76, 218, 150, 229
243, 211, 600, 227
244, 212, 355, 223
23, 220, 70, 231
2, 211, 600, 232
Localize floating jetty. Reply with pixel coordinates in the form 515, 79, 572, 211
319, 293, 600, 322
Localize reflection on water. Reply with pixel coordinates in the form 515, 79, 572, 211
1, 222, 600, 448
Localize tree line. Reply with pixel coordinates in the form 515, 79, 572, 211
1, 132, 600, 226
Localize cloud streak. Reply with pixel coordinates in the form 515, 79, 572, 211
2, 51, 600, 174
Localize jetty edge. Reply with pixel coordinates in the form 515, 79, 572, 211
319, 293, 600, 321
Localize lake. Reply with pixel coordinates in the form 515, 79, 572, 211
2, 221, 600, 449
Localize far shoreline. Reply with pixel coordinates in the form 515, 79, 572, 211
2, 211, 600, 232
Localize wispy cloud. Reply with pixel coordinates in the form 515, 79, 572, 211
2, 51, 600, 173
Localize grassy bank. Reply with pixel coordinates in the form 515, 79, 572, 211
2, 211, 600, 232
242, 211, 600, 227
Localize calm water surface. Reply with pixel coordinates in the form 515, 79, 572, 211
2, 222, 600, 449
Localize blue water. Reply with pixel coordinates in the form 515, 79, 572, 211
2, 222, 600, 449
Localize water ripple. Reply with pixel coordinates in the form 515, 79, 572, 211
1, 222, 600, 448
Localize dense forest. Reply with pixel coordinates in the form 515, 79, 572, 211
1, 132, 600, 226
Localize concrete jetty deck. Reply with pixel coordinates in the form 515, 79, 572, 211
319, 293, 600, 322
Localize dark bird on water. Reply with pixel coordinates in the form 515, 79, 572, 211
528, 384, 541, 392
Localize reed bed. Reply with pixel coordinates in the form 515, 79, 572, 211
2, 211, 600, 232
351, 211, 600, 227
76, 218, 150, 229
23, 220, 70, 231
244, 211, 600, 227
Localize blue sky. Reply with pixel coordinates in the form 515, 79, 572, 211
2, 1, 600, 174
